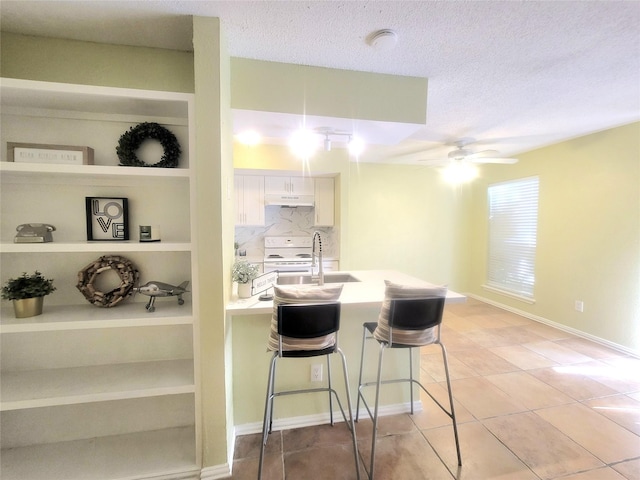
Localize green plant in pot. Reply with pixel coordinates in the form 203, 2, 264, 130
232, 260, 259, 298
2, 271, 56, 318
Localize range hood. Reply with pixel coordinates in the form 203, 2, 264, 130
264, 193, 315, 207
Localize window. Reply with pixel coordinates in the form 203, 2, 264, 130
486, 176, 539, 300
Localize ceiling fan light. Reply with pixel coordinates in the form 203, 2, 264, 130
441, 162, 478, 184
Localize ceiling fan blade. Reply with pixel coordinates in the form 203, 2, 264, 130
469, 157, 519, 164
467, 149, 499, 159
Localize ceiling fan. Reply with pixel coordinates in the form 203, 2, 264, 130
419, 140, 519, 166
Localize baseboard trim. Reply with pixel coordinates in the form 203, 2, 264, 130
200, 463, 231, 480
234, 401, 421, 436
466, 293, 639, 358
135, 469, 201, 480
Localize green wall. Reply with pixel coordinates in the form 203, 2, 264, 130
231, 57, 428, 123
1, 32, 194, 92
464, 122, 640, 352
344, 162, 463, 287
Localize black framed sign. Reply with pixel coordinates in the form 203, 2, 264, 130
86, 197, 129, 241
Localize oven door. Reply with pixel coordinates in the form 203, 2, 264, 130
263, 261, 312, 274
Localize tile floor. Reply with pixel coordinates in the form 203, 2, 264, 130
231, 299, 640, 479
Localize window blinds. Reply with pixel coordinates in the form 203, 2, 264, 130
487, 176, 539, 299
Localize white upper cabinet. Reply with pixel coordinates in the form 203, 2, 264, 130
314, 177, 335, 227
264, 175, 314, 196
235, 175, 265, 226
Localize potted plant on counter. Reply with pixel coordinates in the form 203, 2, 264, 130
232, 259, 259, 299
2, 271, 56, 318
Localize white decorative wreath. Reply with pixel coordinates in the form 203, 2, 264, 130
77, 255, 140, 307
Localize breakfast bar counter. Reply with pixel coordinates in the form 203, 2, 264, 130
226, 270, 466, 431
226, 270, 466, 314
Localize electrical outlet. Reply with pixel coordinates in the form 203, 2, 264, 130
311, 364, 323, 382
575, 300, 584, 312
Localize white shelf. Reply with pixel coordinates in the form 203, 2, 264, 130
0, 162, 192, 188
1, 77, 191, 118
0, 425, 197, 480
0, 161, 190, 177
1, 241, 192, 253
1, 359, 194, 411
1, 77, 200, 478
0, 302, 193, 333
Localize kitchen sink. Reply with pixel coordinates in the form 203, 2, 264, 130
277, 273, 361, 285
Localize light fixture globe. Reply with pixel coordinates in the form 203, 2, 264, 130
347, 136, 365, 156
441, 162, 479, 184
289, 129, 318, 159
236, 129, 261, 146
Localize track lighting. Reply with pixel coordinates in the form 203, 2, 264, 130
324, 135, 332, 152
289, 128, 364, 159
235, 126, 365, 160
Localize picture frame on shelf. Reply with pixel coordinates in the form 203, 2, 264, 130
8, 142, 94, 165
86, 197, 129, 241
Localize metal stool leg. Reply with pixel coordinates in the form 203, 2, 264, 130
369, 343, 386, 480
327, 354, 334, 425
338, 347, 361, 480
439, 342, 462, 466
258, 352, 278, 479
268, 354, 280, 434
409, 347, 415, 415
355, 324, 368, 422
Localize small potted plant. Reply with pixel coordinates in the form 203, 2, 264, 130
2, 271, 56, 318
232, 259, 259, 298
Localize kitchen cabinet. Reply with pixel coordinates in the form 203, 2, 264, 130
234, 175, 265, 225
264, 175, 314, 197
314, 177, 335, 226
0, 78, 199, 480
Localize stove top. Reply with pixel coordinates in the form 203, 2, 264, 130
264, 236, 313, 263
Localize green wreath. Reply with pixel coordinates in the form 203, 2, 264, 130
116, 122, 181, 168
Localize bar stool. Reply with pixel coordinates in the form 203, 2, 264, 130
355, 287, 461, 479
258, 301, 360, 479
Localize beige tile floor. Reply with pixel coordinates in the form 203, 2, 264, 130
231, 299, 640, 479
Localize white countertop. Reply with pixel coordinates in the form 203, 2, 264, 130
226, 270, 466, 315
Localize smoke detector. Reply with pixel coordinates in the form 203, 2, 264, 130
368, 29, 398, 51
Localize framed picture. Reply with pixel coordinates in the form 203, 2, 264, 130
86, 197, 129, 241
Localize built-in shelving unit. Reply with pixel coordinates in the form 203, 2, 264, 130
0, 77, 200, 480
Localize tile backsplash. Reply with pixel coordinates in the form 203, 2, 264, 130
235, 206, 337, 259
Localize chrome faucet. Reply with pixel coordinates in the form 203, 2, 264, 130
311, 231, 324, 285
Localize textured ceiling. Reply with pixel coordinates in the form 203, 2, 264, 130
1, 1, 639, 164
